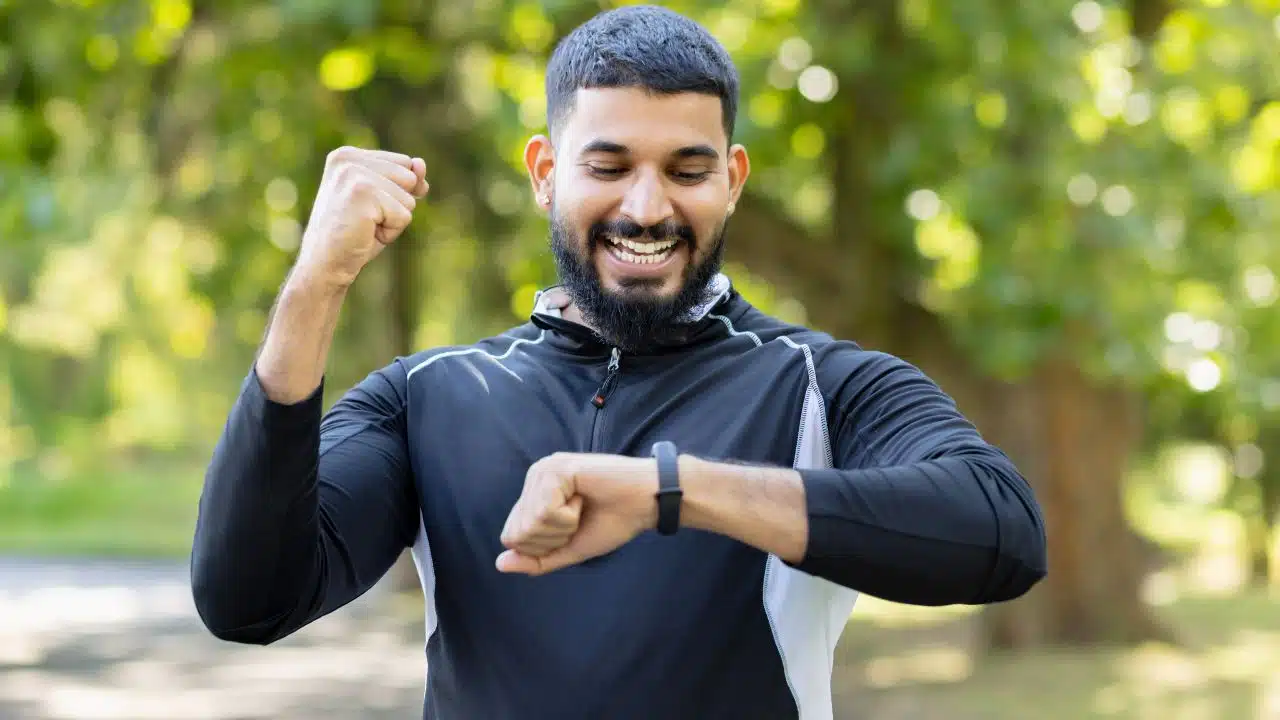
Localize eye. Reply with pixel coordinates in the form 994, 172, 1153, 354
585, 165, 626, 179
670, 170, 711, 184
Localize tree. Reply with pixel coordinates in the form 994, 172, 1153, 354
6, 0, 1279, 650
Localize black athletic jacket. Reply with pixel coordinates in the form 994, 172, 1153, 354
190, 273, 1047, 720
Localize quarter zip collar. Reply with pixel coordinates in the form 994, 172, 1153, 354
529, 273, 737, 357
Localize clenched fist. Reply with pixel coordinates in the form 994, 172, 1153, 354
497, 452, 661, 576
295, 146, 430, 289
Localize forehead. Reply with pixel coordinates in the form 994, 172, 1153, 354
559, 87, 726, 154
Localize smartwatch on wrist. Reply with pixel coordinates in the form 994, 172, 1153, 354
651, 441, 682, 536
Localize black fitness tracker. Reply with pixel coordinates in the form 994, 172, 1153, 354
651, 441, 682, 536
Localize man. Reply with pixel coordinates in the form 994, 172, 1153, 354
191, 6, 1047, 719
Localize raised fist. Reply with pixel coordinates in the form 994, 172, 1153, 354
294, 146, 429, 289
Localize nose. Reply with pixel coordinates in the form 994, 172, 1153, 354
619, 169, 674, 229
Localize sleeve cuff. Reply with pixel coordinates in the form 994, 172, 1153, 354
794, 468, 859, 562
239, 365, 326, 430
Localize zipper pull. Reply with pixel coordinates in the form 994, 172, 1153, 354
591, 348, 622, 408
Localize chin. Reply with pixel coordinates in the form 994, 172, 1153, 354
599, 267, 684, 299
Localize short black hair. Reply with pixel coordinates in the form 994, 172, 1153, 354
544, 5, 739, 143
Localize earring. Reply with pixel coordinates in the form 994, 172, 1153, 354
538, 194, 550, 206
727, 201, 736, 215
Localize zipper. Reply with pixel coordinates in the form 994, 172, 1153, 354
587, 348, 621, 451
591, 347, 621, 408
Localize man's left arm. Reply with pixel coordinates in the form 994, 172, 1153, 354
677, 350, 1047, 606
498, 350, 1046, 606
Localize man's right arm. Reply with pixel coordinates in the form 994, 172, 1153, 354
190, 337, 419, 644
190, 147, 428, 644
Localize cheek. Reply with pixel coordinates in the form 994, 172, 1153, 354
685, 200, 729, 240
679, 182, 730, 224
558, 177, 618, 219
551, 202, 592, 241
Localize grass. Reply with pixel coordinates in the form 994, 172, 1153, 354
0, 459, 205, 558
829, 590, 1280, 720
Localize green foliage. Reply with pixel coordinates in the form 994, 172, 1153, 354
1, 0, 1278, 484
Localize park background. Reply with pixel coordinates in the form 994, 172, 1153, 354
2, 0, 1280, 717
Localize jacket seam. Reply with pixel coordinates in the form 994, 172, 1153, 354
405, 330, 547, 382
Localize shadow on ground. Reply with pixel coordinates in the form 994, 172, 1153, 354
0, 558, 425, 720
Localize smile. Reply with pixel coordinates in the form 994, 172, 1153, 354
604, 235, 679, 265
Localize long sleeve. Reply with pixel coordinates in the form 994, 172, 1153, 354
190, 361, 419, 644
792, 349, 1047, 606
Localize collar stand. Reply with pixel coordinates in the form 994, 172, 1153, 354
530, 273, 732, 323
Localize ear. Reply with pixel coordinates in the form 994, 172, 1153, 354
524, 134, 556, 211
726, 143, 750, 216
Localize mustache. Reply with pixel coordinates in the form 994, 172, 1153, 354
589, 218, 695, 246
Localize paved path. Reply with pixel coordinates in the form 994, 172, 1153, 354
0, 558, 901, 719
0, 557, 426, 719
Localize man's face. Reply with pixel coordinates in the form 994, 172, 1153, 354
525, 87, 749, 350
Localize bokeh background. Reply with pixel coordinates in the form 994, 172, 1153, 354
2, 0, 1280, 718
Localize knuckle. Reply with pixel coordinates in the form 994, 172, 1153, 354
357, 197, 380, 219
327, 145, 359, 164
553, 453, 581, 477
347, 183, 379, 207
334, 163, 363, 188
351, 178, 375, 196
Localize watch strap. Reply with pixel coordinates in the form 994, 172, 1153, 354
651, 441, 682, 536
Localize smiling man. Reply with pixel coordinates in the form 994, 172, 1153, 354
190, 6, 1047, 720
530, 78, 746, 352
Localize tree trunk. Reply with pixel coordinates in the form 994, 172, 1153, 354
1249, 525, 1273, 588
1248, 433, 1280, 587
977, 356, 1168, 648
892, 308, 1167, 648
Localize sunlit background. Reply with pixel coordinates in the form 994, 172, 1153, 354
2, 0, 1280, 718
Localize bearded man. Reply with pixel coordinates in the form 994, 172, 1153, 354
191, 6, 1047, 719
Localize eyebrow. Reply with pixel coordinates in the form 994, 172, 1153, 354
673, 144, 720, 161
580, 139, 720, 161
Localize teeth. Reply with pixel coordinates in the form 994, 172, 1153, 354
608, 242, 675, 265
611, 246, 673, 265
608, 236, 678, 254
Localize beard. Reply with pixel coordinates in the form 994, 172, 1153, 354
549, 210, 727, 353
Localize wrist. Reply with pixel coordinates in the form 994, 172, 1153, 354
639, 453, 713, 534
648, 442, 686, 535
254, 267, 349, 406
286, 262, 356, 299
675, 455, 714, 532
678, 456, 809, 562
605, 456, 662, 531
642, 466, 660, 531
